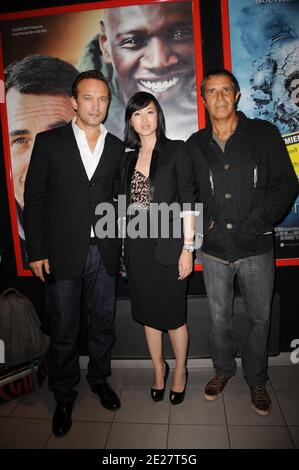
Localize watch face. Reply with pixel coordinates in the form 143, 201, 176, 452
184, 246, 194, 252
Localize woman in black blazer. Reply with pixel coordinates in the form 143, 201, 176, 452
120, 92, 197, 405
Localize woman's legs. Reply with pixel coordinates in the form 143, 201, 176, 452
144, 323, 189, 391
144, 325, 165, 389
168, 324, 189, 392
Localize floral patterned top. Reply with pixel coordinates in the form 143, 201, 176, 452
130, 169, 150, 210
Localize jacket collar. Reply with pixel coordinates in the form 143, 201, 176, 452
126, 138, 168, 202
62, 123, 88, 180
201, 111, 249, 142
58, 122, 114, 182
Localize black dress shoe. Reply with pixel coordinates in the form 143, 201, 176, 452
151, 360, 170, 402
52, 401, 74, 437
94, 381, 121, 411
169, 369, 188, 405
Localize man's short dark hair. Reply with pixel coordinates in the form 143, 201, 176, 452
200, 69, 240, 97
5, 54, 78, 96
124, 91, 166, 148
71, 70, 111, 101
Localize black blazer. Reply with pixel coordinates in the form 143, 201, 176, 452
119, 139, 197, 266
24, 122, 124, 279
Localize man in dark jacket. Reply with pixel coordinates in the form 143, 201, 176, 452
184, 69, 298, 416
24, 70, 124, 437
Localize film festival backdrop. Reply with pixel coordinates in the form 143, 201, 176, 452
0, 0, 298, 277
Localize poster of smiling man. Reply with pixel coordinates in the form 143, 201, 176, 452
221, 0, 299, 265
0, 0, 203, 276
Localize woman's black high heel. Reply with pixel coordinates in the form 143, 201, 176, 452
169, 369, 188, 405
151, 360, 170, 402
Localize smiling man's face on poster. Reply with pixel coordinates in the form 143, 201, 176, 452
94, 1, 198, 141
99, 2, 195, 103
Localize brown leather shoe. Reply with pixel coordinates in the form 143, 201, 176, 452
204, 375, 231, 401
250, 385, 271, 416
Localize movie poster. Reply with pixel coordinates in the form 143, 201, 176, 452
222, 0, 299, 264
0, 0, 203, 275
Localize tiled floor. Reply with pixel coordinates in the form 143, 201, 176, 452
0, 365, 298, 449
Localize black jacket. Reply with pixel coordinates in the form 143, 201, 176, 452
184, 111, 298, 261
118, 139, 197, 266
24, 122, 124, 278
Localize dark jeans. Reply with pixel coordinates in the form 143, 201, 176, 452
202, 251, 275, 386
46, 245, 116, 403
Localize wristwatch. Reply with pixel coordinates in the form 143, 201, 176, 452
183, 244, 195, 253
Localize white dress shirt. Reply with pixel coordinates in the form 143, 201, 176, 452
71, 117, 108, 237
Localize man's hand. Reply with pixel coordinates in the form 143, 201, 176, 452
178, 251, 193, 280
29, 259, 50, 282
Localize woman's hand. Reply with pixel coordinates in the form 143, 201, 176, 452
178, 250, 193, 280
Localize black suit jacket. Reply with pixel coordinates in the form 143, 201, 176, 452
24, 122, 124, 279
119, 139, 197, 266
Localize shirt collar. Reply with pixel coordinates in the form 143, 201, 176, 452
72, 116, 108, 139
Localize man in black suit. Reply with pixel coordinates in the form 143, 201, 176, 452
24, 70, 124, 437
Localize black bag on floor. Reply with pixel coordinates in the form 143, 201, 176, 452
0, 288, 48, 370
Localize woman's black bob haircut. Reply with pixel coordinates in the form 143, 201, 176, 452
124, 92, 166, 148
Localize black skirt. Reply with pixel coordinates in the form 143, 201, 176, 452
127, 237, 187, 330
